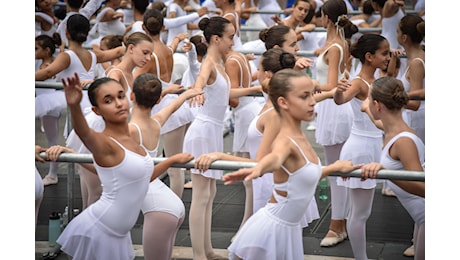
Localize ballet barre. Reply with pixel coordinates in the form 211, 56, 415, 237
39, 152, 425, 182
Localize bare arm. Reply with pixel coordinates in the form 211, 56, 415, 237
150, 153, 194, 181
404, 59, 425, 111
153, 88, 203, 126
334, 78, 363, 105
195, 152, 255, 172
189, 59, 214, 107
360, 98, 384, 130
320, 46, 342, 91
225, 58, 242, 108
254, 111, 280, 161
61, 72, 118, 165
35, 52, 70, 81
222, 136, 292, 184
93, 44, 126, 63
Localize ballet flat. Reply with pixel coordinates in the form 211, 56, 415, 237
43, 175, 58, 186
403, 244, 415, 256
320, 230, 347, 247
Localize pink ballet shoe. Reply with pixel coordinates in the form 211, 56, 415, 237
320, 230, 347, 247
184, 181, 193, 189
403, 244, 415, 257
382, 188, 396, 197
43, 175, 58, 186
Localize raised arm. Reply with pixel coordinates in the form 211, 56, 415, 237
61, 73, 114, 161
153, 87, 203, 126
35, 52, 70, 81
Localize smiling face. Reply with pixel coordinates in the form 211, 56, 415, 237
370, 39, 391, 71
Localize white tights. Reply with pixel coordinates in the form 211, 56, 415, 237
42, 115, 61, 178
413, 223, 425, 260
142, 211, 185, 260
347, 188, 375, 260
233, 152, 253, 236
76, 164, 102, 210
324, 144, 349, 220
162, 124, 189, 198
189, 174, 218, 260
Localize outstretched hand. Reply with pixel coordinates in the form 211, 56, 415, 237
62, 72, 84, 106
222, 167, 261, 185
188, 92, 205, 107
294, 57, 314, 70
164, 84, 185, 95
182, 87, 204, 100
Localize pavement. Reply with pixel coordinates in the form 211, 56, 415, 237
34, 111, 416, 260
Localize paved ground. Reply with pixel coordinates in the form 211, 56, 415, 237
34, 111, 416, 260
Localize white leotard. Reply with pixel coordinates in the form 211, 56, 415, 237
380, 132, 425, 225
228, 137, 322, 260
57, 137, 153, 260
337, 76, 383, 189
314, 43, 353, 146
400, 58, 425, 143
183, 66, 230, 179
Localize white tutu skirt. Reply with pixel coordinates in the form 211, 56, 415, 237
152, 94, 194, 135
336, 132, 381, 189
228, 205, 305, 260
35, 90, 66, 118
315, 99, 353, 146
232, 98, 263, 152
183, 115, 224, 179
301, 197, 319, 227
57, 209, 135, 260
252, 173, 274, 214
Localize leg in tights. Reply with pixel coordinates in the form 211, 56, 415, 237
35, 197, 43, 227
142, 211, 185, 260
76, 164, 102, 210
233, 152, 253, 241
162, 124, 189, 198
42, 115, 61, 179
413, 223, 425, 260
347, 188, 375, 260
323, 143, 348, 236
189, 174, 224, 260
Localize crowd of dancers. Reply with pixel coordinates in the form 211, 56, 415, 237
35, 0, 425, 259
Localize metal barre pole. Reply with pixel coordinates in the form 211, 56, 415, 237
240, 26, 382, 33
39, 152, 425, 182
34, 82, 423, 100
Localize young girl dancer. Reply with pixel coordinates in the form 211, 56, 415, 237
361, 76, 425, 260
333, 33, 390, 259
220, 69, 361, 260
56, 74, 193, 260
129, 73, 201, 260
